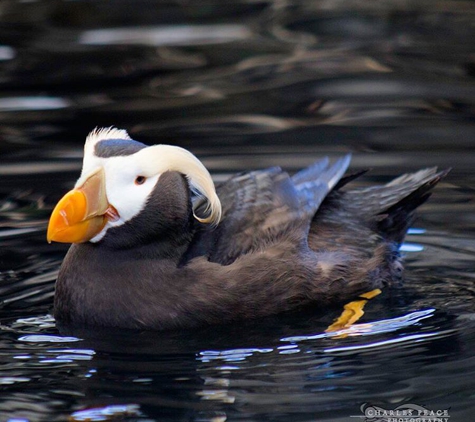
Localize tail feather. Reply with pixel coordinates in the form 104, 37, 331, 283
375, 168, 449, 243
345, 168, 446, 216
386, 167, 439, 187
334, 169, 370, 190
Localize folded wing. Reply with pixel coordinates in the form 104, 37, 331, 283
184, 156, 351, 265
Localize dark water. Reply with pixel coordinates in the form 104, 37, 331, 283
1, 1, 475, 421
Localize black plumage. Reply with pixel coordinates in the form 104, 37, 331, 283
53, 155, 447, 330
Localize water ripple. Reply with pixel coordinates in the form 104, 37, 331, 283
80, 24, 252, 46
198, 347, 273, 363
281, 309, 436, 343
323, 329, 454, 354
18, 335, 81, 343
70, 404, 141, 422
0, 2, 474, 421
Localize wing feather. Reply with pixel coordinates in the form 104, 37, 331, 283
185, 156, 351, 265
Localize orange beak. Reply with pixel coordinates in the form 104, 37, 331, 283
47, 168, 117, 243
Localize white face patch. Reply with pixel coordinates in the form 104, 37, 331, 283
85, 154, 160, 243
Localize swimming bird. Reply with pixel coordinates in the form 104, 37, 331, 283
47, 127, 447, 330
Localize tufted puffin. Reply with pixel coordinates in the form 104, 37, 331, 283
47, 127, 448, 330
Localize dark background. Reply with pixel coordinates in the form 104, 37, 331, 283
0, 1, 475, 421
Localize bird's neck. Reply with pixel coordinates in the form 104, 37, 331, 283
101, 228, 195, 262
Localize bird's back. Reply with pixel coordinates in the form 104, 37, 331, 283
184, 156, 351, 265
185, 160, 447, 276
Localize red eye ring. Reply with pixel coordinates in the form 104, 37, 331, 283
135, 176, 146, 185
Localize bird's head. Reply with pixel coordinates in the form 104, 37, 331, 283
47, 127, 221, 246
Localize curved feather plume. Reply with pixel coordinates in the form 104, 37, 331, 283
134, 145, 222, 225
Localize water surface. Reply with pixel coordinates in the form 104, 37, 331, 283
1, 1, 474, 421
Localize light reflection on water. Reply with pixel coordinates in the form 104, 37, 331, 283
281, 309, 437, 343
70, 404, 141, 422
79, 24, 253, 46
0, 0, 475, 421
0, 97, 71, 112
196, 308, 441, 365
323, 330, 452, 354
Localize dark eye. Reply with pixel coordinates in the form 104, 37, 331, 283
135, 176, 146, 185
